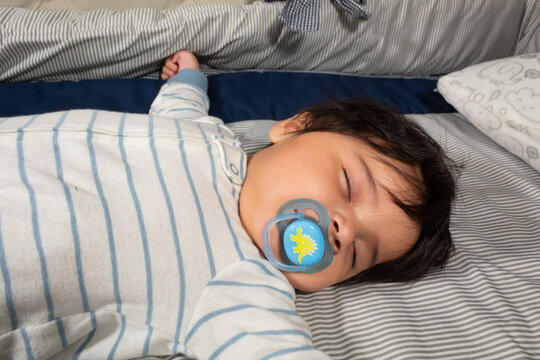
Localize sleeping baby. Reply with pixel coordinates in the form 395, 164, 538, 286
0, 50, 456, 359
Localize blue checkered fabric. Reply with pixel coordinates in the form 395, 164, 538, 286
267, 0, 369, 32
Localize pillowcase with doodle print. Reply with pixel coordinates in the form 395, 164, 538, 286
437, 53, 540, 171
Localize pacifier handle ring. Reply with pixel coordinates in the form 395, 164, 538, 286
262, 213, 311, 273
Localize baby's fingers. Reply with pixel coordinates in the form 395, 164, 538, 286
161, 64, 178, 80
160, 67, 173, 80
160, 59, 179, 80
165, 58, 179, 72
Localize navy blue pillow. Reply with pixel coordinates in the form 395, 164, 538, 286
0, 72, 453, 122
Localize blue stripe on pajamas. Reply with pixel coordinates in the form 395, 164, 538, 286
208, 280, 294, 300
168, 107, 205, 115
160, 93, 205, 108
174, 120, 216, 277
5, 117, 39, 359
86, 111, 125, 359
0, 213, 18, 330
20, 328, 35, 360
73, 311, 97, 360
118, 114, 154, 356
53, 112, 97, 355
53, 113, 89, 308
107, 314, 127, 360
184, 304, 299, 344
209, 329, 312, 360
148, 116, 186, 353
17, 114, 67, 348
197, 123, 245, 263
259, 345, 319, 360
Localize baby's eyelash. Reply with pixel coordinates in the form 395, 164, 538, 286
352, 244, 356, 268
343, 168, 352, 202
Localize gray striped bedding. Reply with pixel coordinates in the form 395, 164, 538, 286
229, 113, 540, 360
0, 0, 539, 82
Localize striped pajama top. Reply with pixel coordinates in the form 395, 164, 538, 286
0, 70, 330, 360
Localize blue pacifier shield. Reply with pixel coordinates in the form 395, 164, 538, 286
283, 219, 324, 266
262, 198, 333, 273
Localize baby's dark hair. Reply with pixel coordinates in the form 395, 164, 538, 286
295, 97, 458, 283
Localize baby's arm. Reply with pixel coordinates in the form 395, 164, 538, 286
150, 50, 209, 119
185, 261, 332, 360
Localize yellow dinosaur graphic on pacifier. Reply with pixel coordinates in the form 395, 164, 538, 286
290, 227, 318, 264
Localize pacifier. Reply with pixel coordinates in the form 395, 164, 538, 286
262, 198, 333, 273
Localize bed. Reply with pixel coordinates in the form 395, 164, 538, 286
0, 1, 539, 359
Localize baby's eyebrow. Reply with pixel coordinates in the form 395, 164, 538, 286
359, 155, 378, 195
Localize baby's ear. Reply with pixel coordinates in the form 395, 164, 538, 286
268, 113, 309, 143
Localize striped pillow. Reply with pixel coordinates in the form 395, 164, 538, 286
0, 0, 536, 81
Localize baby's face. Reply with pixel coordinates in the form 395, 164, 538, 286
239, 128, 421, 292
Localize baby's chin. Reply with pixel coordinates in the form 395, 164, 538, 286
283, 271, 336, 293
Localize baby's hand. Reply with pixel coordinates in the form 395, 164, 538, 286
161, 50, 200, 80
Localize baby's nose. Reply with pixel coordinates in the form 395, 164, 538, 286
331, 213, 354, 253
